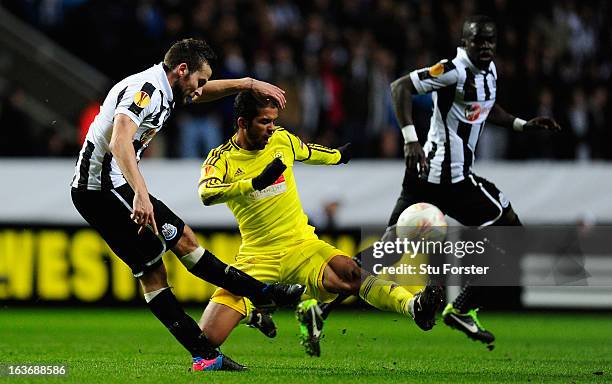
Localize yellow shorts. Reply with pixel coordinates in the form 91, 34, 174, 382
210, 238, 348, 316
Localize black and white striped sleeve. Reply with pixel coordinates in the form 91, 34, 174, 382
409, 60, 458, 94
114, 82, 157, 126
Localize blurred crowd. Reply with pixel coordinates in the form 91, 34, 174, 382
1, 0, 611, 160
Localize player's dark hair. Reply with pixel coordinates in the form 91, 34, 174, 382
164, 38, 217, 73
461, 15, 496, 42
233, 91, 279, 129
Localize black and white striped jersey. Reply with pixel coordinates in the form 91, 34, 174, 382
409, 47, 497, 184
71, 63, 174, 190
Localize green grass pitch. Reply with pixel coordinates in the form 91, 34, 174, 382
0, 308, 610, 383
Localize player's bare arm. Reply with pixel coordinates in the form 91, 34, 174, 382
109, 113, 157, 235
488, 104, 561, 132
486, 104, 514, 128
390, 74, 427, 172
192, 78, 286, 108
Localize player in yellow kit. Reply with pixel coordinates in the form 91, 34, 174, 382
197, 91, 444, 357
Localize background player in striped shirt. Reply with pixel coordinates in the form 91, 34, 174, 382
389, 16, 561, 345
196, 92, 443, 357
70, 38, 305, 371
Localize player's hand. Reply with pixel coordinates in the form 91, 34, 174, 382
404, 142, 427, 173
525, 117, 561, 132
337, 142, 351, 164
250, 79, 286, 109
132, 192, 158, 235
252, 158, 287, 191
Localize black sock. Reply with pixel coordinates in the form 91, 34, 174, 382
320, 296, 347, 319
147, 288, 218, 359
189, 250, 269, 304
452, 283, 487, 313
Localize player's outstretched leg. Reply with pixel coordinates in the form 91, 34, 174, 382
141, 264, 247, 371
175, 226, 305, 309
326, 256, 444, 330
319, 226, 397, 320
359, 275, 444, 330
295, 298, 324, 357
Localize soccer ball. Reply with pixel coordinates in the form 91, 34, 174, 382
395, 202, 447, 241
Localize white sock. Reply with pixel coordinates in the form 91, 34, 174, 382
408, 297, 416, 319
144, 287, 169, 303
180, 247, 205, 270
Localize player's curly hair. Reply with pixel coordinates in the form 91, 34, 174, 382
164, 38, 217, 72
233, 91, 279, 130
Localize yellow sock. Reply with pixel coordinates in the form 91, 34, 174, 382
359, 275, 414, 317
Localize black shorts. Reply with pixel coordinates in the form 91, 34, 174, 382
71, 184, 185, 277
388, 172, 512, 227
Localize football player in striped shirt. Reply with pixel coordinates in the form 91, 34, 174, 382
70, 38, 304, 371
388, 15, 560, 345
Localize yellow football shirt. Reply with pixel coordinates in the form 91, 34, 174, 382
198, 128, 341, 254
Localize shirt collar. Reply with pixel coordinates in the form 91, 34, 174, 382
456, 47, 491, 75
155, 62, 173, 102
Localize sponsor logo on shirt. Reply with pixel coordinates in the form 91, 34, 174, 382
272, 174, 285, 185
249, 174, 286, 200
464, 104, 481, 122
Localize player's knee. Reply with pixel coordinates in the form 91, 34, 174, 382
334, 256, 361, 275
139, 264, 168, 292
